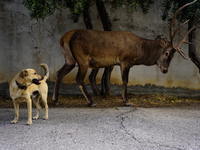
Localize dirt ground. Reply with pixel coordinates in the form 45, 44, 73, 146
1, 93, 200, 109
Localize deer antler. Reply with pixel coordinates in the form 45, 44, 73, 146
176, 25, 198, 59
170, 0, 197, 59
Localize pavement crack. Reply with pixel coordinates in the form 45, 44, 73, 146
118, 108, 183, 149
119, 108, 142, 143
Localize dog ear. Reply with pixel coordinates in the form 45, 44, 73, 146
19, 70, 28, 78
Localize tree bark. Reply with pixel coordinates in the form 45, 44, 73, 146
83, 0, 114, 96
96, 0, 112, 31
96, 0, 113, 96
83, 0, 102, 96
188, 17, 200, 73
83, 0, 93, 30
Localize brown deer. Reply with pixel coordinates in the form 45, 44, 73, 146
52, 1, 198, 107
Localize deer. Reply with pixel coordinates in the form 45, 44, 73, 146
52, 0, 198, 107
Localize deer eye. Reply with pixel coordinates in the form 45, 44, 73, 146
165, 51, 169, 57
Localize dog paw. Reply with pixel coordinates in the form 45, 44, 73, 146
43, 116, 48, 120
33, 116, 39, 120
26, 121, 32, 125
10, 120, 18, 124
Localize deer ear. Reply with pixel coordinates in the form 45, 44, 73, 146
160, 38, 168, 48
19, 70, 28, 78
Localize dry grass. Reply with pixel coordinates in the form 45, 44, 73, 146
1, 93, 200, 109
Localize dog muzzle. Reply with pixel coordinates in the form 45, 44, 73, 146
32, 77, 43, 85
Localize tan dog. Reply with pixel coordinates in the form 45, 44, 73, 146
9, 64, 49, 125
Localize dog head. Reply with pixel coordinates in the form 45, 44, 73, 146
19, 69, 43, 86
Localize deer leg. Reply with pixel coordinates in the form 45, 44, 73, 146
121, 66, 132, 106
76, 66, 96, 107
105, 66, 113, 96
101, 66, 113, 96
52, 63, 75, 103
100, 69, 106, 95
89, 69, 101, 96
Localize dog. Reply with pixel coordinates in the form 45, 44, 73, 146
9, 63, 49, 125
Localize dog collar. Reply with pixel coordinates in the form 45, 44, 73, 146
15, 80, 27, 90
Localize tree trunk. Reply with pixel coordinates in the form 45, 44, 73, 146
83, 0, 102, 96
83, 0, 93, 30
83, 0, 114, 96
188, 17, 200, 73
96, 0, 113, 96
96, 0, 112, 31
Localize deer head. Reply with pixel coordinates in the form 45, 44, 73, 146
157, 0, 198, 74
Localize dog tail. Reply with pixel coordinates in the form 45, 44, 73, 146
40, 63, 49, 81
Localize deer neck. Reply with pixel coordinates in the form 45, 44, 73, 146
139, 39, 161, 65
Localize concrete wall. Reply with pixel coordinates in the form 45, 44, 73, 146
0, 0, 200, 93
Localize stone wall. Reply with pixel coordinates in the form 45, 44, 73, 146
0, 0, 200, 98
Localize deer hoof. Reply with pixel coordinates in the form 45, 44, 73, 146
90, 103, 97, 107
125, 103, 132, 107
52, 99, 60, 106
52, 99, 57, 102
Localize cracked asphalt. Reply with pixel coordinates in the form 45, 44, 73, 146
0, 107, 200, 150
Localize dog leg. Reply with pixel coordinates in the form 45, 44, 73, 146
26, 98, 32, 125
41, 93, 48, 120
11, 101, 19, 124
32, 95, 42, 120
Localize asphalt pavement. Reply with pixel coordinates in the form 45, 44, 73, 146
0, 106, 200, 150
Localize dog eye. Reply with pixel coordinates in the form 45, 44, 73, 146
34, 72, 37, 75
